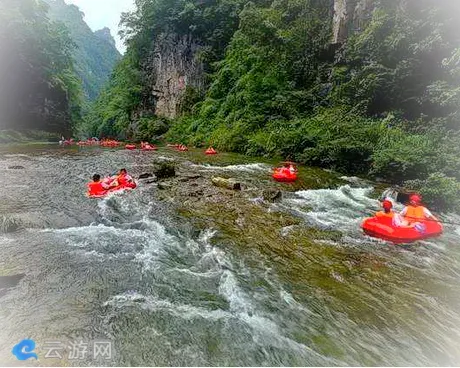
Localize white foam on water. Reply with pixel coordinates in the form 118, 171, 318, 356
279, 289, 319, 317
219, 271, 253, 315
192, 163, 270, 173
80, 249, 134, 260
133, 220, 182, 271
216, 269, 343, 365
156, 156, 174, 161
104, 292, 231, 321
45, 223, 145, 236
281, 185, 376, 233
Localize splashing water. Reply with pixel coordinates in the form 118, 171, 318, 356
0, 145, 459, 366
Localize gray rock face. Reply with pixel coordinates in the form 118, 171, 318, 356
145, 33, 205, 118
332, 0, 375, 44
94, 27, 116, 47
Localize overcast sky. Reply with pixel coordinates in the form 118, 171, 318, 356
65, 0, 135, 53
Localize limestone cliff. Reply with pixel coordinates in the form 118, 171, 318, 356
143, 33, 205, 119
332, 0, 374, 44
94, 27, 116, 47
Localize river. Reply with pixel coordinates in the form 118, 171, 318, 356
0, 144, 460, 366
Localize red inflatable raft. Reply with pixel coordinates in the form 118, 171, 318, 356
205, 148, 217, 155
125, 144, 137, 150
142, 145, 157, 151
361, 216, 443, 244
87, 182, 137, 198
272, 168, 298, 182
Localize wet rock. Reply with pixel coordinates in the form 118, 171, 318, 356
187, 189, 204, 197
178, 174, 202, 182
211, 177, 241, 190
8, 165, 25, 170
139, 173, 158, 184
262, 189, 282, 202
158, 182, 172, 190
138, 173, 153, 179
153, 162, 176, 179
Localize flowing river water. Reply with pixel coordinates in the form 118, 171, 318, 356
0, 144, 460, 366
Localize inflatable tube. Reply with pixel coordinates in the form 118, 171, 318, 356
125, 144, 137, 150
87, 181, 137, 198
361, 216, 443, 244
177, 145, 188, 152
142, 145, 157, 151
272, 168, 297, 182
205, 148, 217, 155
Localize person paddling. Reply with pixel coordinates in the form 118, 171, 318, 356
87, 174, 112, 196
376, 199, 409, 227
400, 194, 438, 224
117, 168, 135, 187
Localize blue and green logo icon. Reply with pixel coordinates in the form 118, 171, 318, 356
12, 339, 38, 360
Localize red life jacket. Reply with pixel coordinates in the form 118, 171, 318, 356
117, 174, 131, 186
88, 181, 106, 196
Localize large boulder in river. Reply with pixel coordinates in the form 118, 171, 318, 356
211, 177, 241, 190
262, 189, 282, 202
153, 162, 176, 179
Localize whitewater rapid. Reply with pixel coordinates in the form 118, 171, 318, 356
0, 147, 459, 366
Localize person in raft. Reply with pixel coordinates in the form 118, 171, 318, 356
88, 174, 114, 196
288, 163, 297, 174
282, 162, 297, 174
117, 168, 135, 187
376, 199, 409, 227
400, 194, 438, 224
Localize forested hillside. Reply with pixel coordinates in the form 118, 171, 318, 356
0, 0, 82, 136
44, 0, 121, 101
84, 0, 460, 210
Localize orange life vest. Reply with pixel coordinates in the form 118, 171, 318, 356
88, 181, 106, 196
117, 174, 132, 186
376, 211, 394, 219
404, 205, 425, 221
376, 211, 395, 225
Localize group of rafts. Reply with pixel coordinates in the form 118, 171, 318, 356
86, 147, 443, 244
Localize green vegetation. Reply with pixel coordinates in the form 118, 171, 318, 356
44, 0, 121, 101
85, 0, 460, 210
0, 130, 60, 144
79, 52, 143, 138
0, 0, 83, 135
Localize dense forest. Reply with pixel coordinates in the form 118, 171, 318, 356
0, 0, 120, 139
44, 0, 121, 101
82, 0, 460, 210
1, 0, 459, 210
0, 0, 83, 136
